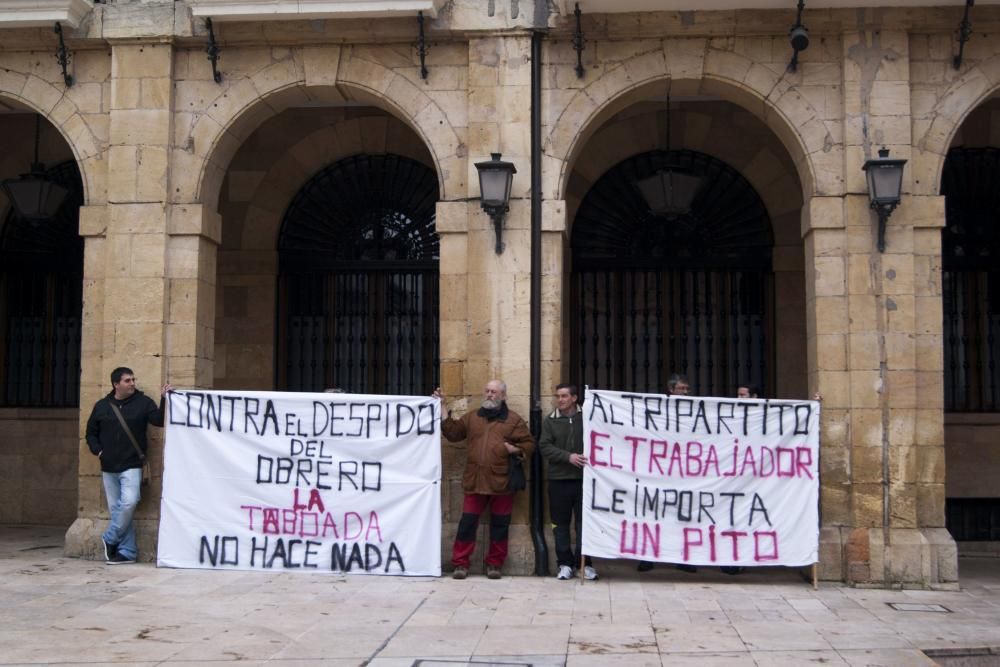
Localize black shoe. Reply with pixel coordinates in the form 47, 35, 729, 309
101, 538, 117, 562
106, 553, 136, 565
637, 561, 654, 572
676, 563, 698, 573
720, 566, 744, 575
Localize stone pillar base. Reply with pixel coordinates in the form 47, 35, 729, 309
820, 526, 958, 589
64, 517, 161, 563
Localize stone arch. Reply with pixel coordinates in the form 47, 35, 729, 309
564, 101, 803, 246
241, 114, 435, 251
0, 74, 105, 207
912, 54, 1000, 195
178, 47, 463, 213
544, 43, 837, 206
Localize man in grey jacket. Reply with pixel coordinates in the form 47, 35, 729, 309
539, 383, 598, 580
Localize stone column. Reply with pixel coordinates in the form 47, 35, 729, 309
464, 34, 533, 410
824, 28, 956, 585
541, 200, 568, 394
802, 196, 853, 580
67, 42, 217, 560
434, 34, 536, 573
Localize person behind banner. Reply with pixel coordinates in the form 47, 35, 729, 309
85, 367, 173, 565
433, 380, 534, 580
719, 382, 762, 575
540, 383, 598, 581
637, 372, 699, 574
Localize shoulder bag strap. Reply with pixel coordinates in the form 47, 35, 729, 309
109, 402, 145, 461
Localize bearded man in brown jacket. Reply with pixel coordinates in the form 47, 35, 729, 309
433, 380, 534, 579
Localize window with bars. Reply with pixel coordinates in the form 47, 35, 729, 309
277, 154, 439, 396
571, 150, 774, 397
942, 147, 1000, 412
0, 161, 83, 407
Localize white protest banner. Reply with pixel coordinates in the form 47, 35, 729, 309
583, 389, 819, 567
158, 389, 442, 576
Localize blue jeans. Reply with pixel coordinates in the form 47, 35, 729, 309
102, 468, 142, 559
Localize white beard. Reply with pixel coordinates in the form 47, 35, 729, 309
481, 398, 501, 410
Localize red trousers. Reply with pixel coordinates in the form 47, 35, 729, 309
451, 493, 514, 568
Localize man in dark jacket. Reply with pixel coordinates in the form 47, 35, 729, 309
433, 380, 534, 580
85, 366, 172, 564
539, 383, 598, 580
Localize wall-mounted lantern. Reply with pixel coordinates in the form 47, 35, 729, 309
475, 153, 517, 254
862, 147, 907, 253
0, 116, 69, 221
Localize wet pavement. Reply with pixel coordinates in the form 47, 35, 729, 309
2, 525, 999, 666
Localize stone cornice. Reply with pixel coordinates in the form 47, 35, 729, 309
187, 0, 445, 21
561, 0, 1000, 10
0, 0, 93, 28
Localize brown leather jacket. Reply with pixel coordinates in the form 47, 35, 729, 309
442, 404, 535, 495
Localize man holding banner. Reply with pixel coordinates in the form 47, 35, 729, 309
539, 383, 598, 581
434, 380, 534, 580
86, 367, 172, 564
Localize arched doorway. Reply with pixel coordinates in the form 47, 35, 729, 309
571, 149, 774, 395
0, 112, 83, 528
942, 143, 1000, 544
1, 160, 84, 406
277, 153, 440, 394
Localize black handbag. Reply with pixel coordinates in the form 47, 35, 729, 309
507, 454, 526, 492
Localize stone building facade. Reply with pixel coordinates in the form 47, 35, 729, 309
1, 0, 999, 586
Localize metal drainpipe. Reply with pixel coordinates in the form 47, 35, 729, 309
529, 22, 549, 576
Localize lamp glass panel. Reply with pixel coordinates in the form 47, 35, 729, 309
636, 171, 668, 213
479, 169, 508, 206
668, 171, 702, 213
39, 180, 70, 218
870, 164, 902, 204
636, 170, 701, 215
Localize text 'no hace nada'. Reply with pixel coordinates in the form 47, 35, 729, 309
169, 392, 439, 438
199, 535, 407, 573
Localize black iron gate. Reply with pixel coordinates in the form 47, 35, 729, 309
278, 154, 439, 395
571, 150, 774, 396
0, 160, 83, 407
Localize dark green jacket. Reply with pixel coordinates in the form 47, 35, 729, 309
539, 407, 584, 480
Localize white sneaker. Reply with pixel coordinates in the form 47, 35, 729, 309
556, 565, 574, 580
583, 565, 599, 580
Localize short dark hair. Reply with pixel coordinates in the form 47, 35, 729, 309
667, 373, 689, 391
111, 367, 134, 385
555, 383, 579, 398
738, 383, 761, 397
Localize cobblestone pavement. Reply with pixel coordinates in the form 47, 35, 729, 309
2, 525, 999, 666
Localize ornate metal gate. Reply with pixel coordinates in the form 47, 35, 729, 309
571, 150, 774, 396
277, 154, 439, 395
0, 160, 83, 407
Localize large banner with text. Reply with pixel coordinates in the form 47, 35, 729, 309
583, 389, 819, 567
158, 390, 442, 576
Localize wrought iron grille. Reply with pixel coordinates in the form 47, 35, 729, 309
942, 146, 1000, 412
0, 160, 83, 407
278, 154, 439, 395
572, 150, 774, 396
946, 497, 1000, 541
